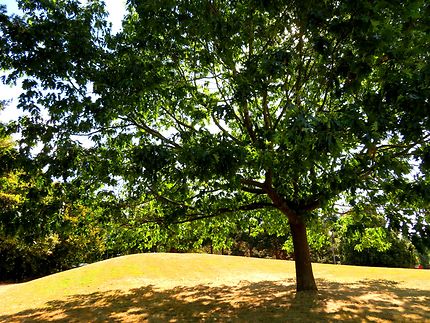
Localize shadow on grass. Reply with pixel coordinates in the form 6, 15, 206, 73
1, 279, 430, 322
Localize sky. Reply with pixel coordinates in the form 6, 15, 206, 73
0, 0, 127, 123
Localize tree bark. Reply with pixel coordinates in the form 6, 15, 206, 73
289, 219, 318, 292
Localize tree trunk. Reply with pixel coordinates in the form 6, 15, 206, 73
289, 219, 318, 292
263, 181, 318, 292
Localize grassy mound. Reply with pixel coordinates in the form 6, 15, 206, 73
1, 253, 429, 322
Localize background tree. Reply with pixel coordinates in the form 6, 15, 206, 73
1, 0, 429, 291
411, 215, 430, 268
0, 105, 107, 280
336, 209, 417, 268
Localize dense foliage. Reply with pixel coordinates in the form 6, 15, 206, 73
336, 211, 417, 268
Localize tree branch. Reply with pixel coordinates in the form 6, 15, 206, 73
211, 111, 241, 144
160, 105, 196, 132
71, 123, 135, 137
262, 87, 272, 131
263, 181, 299, 224
293, 198, 321, 213
273, 99, 292, 131
120, 201, 276, 227
241, 186, 266, 195
171, 202, 275, 224
241, 178, 265, 188
242, 101, 257, 143
148, 186, 195, 210
121, 116, 181, 149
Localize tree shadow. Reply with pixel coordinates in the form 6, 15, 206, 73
1, 278, 429, 322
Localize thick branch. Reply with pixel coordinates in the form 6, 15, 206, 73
263, 182, 299, 224
241, 186, 266, 195
292, 198, 321, 213
172, 202, 275, 224
241, 178, 265, 188
121, 201, 275, 227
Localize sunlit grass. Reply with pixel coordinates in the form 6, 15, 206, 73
1, 253, 429, 322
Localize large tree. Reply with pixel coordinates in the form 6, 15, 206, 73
1, 0, 429, 291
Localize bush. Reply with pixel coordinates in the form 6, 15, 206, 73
0, 235, 59, 281
340, 231, 417, 268
0, 229, 106, 281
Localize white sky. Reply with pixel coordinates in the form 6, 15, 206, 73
0, 0, 127, 123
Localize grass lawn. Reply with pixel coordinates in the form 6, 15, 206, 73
1, 253, 429, 322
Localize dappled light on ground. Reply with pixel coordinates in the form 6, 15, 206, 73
1, 279, 429, 322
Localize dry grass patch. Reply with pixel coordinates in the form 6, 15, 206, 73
1, 253, 429, 322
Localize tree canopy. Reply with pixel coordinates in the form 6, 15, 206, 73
1, 0, 429, 291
